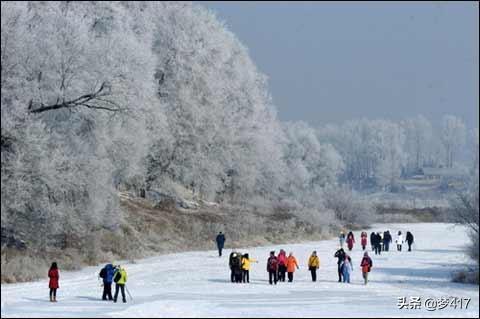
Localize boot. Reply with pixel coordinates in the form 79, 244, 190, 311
53, 295, 57, 302
49, 295, 53, 302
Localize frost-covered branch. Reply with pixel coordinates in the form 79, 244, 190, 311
28, 82, 124, 114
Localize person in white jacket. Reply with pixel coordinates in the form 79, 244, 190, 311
396, 231, 404, 251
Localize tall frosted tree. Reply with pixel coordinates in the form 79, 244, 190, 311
1, 1, 161, 249
441, 115, 467, 168
402, 115, 433, 173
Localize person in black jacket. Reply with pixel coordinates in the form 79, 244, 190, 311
229, 252, 243, 283
383, 230, 392, 252
334, 248, 347, 282
229, 251, 238, 282
216, 232, 226, 257
370, 232, 378, 253
370, 232, 376, 251
374, 232, 382, 255
406, 231, 414, 251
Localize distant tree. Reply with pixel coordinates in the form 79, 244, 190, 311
402, 115, 432, 173
441, 115, 466, 168
376, 121, 406, 191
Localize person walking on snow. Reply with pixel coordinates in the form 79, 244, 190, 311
342, 255, 353, 283
113, 265, 128, 303
383, 230, 392, 252
346, 231, 355, 251
374, 232, 382, 255
230, 253, 243, 283
99, 263, 115, 300
360, 252, 373, 285
286, 252, 299, 282
229, 251, 240, 282
241, 253, 257, 283
308, 251, 320, 282
406, 231, 414, 252
396, 231, 404, 251
216, 232, 225, 257
277, 249, 288, 282
48, 262, 59, 302
339, 231, 346, 248
267, 251, 279, 285
360, 231, 368, 250
379, 232, 384, 251
370, 232, 376, 251
334, 247, 346, 282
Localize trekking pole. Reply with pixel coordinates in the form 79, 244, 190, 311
126, 286, 133, 301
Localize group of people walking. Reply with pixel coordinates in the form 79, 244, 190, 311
266, 250, 301, 284
47, 262, 129, 303
341, 229, 415, 254
98, 263, 128, 303
229, 249, 318, 285
224, 228, 415, 286
341, 229, 415, 255
365, 230, 414, 254
333, 247, 373, 285
46, 229, 416, 302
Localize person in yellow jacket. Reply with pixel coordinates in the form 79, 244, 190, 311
113, 265, 128, 303
241, 253, 258, 283
308, 251, 320, 282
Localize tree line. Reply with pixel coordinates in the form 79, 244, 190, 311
1, 2, 478, 253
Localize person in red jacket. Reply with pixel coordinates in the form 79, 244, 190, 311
360, 231, 368, 250
346, 231, 355, 251
48, 262, 59, 302
266, 251, 279, 285
360, 252, 373, 285
277, 249, 287, 282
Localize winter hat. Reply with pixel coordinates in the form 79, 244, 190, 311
364, 252, 369, 256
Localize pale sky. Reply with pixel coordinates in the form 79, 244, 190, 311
202, 1, 479, 129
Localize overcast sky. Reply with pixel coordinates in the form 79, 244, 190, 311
202, 1, 479, 129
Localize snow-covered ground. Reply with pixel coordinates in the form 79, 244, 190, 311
1, 223, 479, 318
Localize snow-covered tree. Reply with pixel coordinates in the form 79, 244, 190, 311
1, 1, 160, 249
317, 119, 405, 191
144, 3, 287, 203
402, 115, 433, 173
375, 121, 406, 191
281, 121, 343, 205
441, 115, 467, 168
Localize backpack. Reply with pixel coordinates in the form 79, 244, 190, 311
361, 257, 372, 272
99, 268, 106, 279
113, 270, 122, 283
268, 257, 278, 271
231, 255, 241, 269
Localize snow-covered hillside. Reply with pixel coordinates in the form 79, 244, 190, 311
1, 223, 478, 318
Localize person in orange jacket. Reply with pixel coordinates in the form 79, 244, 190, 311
360, 251, 373, 285
286, 252, 299, 282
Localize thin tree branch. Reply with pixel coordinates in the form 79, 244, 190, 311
28, 82, 124, 114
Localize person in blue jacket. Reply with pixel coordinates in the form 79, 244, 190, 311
99, 263, 115, 301
216, 232, 226, 257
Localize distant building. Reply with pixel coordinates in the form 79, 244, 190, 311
420, 167, 468, 181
